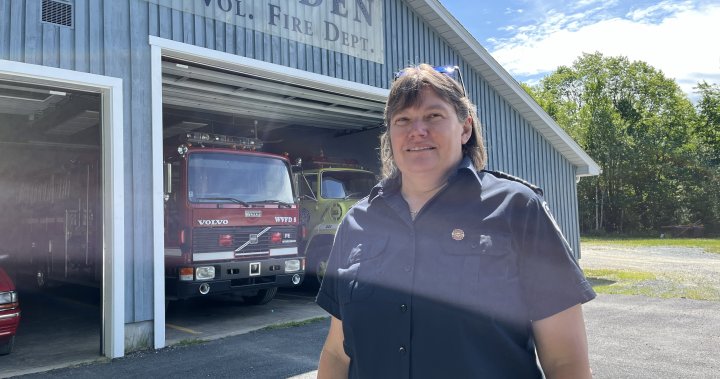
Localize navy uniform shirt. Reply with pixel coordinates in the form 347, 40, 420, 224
316, 156, 596, 379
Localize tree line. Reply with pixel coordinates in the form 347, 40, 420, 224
524, 52, 720, 236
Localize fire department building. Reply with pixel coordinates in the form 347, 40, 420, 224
0, 0, 599, 360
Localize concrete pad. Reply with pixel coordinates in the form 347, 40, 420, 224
164, 292, 328, 345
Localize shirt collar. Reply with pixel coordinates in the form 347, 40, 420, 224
368, 155, 482, 203
456, 155, 482, 183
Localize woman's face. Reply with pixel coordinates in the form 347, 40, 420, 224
389, 88, 472, 180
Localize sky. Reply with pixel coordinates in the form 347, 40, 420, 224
438, 0, 720, 100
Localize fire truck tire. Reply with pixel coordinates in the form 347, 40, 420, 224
243, 287, 277, 305
308, 244, 332, 285
0, 336, 15, 355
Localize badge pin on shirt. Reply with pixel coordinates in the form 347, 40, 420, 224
451, 228, 465, 241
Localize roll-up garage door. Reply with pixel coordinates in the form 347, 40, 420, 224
161, 59, 387, 132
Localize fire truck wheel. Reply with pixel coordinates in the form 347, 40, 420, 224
0, 336, 15, 355
243, 287, 277, 305
309, 244, 332, 285
316, 259, 328, 283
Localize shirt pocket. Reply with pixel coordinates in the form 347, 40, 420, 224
337, 235, 388, 304
441, 233, 515, 290
441, 233, 525, 323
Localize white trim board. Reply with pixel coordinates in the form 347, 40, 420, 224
0, 59, 126, 359
150, 44, 166, 350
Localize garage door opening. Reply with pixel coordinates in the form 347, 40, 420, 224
157, 55, 387, 345
0, 79, 104, 372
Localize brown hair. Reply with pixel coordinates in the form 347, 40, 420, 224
380, 64, 486, 179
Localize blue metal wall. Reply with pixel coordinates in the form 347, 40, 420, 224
0, 0, 583, 324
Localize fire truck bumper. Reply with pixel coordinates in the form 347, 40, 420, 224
167, 257, 305, 300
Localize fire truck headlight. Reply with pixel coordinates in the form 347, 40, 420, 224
284, 259, 301, 273
195, 266, 215, 280
0, 291, 18, 310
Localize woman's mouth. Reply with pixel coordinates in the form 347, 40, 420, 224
406, 146, 434, 152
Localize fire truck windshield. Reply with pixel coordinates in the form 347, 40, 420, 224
188, 152, 294, 205
320, 171, 377, 200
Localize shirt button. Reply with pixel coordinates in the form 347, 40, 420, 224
400, 304, 407, 312
403, 266, 411, 272
399, 346, 406, 354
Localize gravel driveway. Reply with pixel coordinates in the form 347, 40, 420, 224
580, 245, 720, 286
579, 244, 720, 378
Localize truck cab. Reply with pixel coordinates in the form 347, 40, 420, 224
163, 133, 304, 305
294, 158, 376, 284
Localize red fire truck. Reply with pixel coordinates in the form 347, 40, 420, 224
163, 132, 304, 304
10, 132, 303, 306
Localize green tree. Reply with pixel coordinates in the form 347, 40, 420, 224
695, 82, 720, 165
525, 52, 716, 234
686, 82, 720, 233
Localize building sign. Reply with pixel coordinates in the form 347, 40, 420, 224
147, 0, 385, 64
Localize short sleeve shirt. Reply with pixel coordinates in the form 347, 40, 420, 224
316, 157, 596, 379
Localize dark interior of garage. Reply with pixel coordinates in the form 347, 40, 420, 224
0, 79, 103, 373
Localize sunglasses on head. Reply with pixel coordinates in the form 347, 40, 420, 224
393, 65, 467, 97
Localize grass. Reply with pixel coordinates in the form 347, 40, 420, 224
581, 236, 720, 254
584, 268, 720, 301
175, 338, 207, 347
261, 316, 327, 331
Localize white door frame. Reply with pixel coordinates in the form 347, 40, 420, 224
0, 60, 126, 358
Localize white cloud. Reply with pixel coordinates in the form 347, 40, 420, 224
626, 0, 693, 21
504, 7, 524, 15
489, 3, 720, 97
574, 0, 615, 8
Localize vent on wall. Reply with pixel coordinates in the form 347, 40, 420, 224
42, 0, 74, 28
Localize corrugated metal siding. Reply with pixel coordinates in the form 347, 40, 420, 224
0, 0, 584, 323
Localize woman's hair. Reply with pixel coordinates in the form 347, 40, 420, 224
380, 64, 486, 179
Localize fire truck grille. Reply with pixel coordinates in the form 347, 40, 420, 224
192, 226, 296, 256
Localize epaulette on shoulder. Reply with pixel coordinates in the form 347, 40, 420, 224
480, 169, 544, 196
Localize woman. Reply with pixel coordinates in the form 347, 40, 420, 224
316, 64, 595, 378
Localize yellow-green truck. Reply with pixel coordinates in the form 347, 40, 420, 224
294, 161, 376, 284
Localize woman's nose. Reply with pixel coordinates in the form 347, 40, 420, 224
408, 119, 428, 136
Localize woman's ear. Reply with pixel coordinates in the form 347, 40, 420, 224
461, 116, 473, 144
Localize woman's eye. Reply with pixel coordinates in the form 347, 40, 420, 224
394, 117, 409, 126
